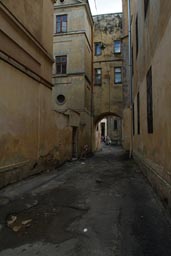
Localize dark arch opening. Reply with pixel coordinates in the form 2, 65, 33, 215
94, 112, 122, 126
94, 112, 122, 152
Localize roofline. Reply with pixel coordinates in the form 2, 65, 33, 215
54, 2, 94, 26
93, 12, 123, 17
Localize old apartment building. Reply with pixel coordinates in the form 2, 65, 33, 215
53, 0, 93, 157
93, 13, 123, 148
122, 0, 171, 209
2, 0, 171, 209
0, 0, 125, 187
53, 2, 124, 153
0, 0, 68, 188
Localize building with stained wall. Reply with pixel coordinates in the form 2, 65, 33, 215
122, 0, 171, 210
0, 0, 73, 188
53, 0, 93, 157
93, 13, 123, 148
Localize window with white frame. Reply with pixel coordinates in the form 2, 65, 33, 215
114, 40, 121, 54
114, 67, 122, 84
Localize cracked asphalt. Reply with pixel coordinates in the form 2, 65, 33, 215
0, 145, 171, 256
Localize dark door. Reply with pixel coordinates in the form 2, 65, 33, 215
72, 127, 78, 158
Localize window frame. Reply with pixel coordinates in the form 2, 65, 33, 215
114, 40, 121, 54
114, 67, 122, 84
95, 42, 102, 56
56, 55, 67, 75
56, 14, 67, 33
146, 66, 153, 134
136, 15, 139, 57
137, 92, 140, 134
133, 103, 135, 136
94, 68, 102, 85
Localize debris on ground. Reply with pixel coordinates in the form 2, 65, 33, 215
12, 225, 22, 232
7, 215, 32, 233
7, 215, 17, 226
21, 219, 32, 226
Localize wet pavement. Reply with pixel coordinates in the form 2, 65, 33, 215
0, 145, 171, 256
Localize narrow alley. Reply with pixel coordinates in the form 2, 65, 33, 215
1, 146, 171, 256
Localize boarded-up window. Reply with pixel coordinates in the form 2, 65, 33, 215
146, 66, 153, 133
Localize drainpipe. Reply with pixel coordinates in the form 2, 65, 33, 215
128, 0, 133, 158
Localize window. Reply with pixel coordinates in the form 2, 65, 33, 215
114, 40, 121, 54
56, 15, 67, 33
57, 94, 65, 104
95, 68, 102, 85
136, 16, 139, 57
137, 92, 140, 134
144, 0, 149, 18
132, 46, 134, 75
56, 56, 67, 74
95, 42, 102, 56
146, 67, 153, 133
114, 120, 118, 130
114, 67, 122, 84
133, 103, 135, 135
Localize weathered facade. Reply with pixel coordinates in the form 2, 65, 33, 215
107, 116, 122, 144
0, 0, 72, 188
121, 0, 132, 151
123, 0, 171, 210
93, 13, 123, 148
53, 0, 93, 157
93, 13, 123, 121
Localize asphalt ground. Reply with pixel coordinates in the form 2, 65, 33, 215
0, 145, 171, 256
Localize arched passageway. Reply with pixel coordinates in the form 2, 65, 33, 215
93, 112, 123, 152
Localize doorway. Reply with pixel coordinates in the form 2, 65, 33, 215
72, 127, 78, 158
101, 122, 106, 137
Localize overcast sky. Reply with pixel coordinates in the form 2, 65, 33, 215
88, 0, 122, 15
